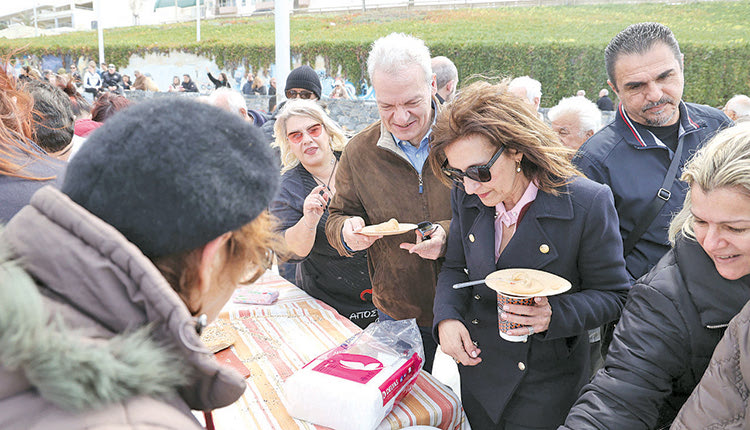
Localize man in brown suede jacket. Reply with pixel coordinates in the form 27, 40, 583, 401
326, 33, 452, 372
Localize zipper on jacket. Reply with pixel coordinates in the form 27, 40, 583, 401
378, 143, 425, 194
706, 323, 729, 329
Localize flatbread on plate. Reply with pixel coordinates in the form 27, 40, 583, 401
485, 268, 571, 297
359, 218, 418, 236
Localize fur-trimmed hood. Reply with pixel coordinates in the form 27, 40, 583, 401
0, 186, 245, 426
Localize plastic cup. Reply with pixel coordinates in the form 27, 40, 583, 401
497, 292, 534, 342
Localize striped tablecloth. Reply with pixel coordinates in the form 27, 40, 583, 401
208, 271, 469, 430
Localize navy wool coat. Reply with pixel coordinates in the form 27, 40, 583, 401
432, 176, 631, 427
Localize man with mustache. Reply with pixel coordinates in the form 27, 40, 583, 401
576, 22, 731, 282
574, 22, 731, 363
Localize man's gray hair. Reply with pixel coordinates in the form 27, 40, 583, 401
548, 96, 602, 135
431, 56, 458, 89
207, 87, 248, 119
508, 76, 542, 104
605, 22, 681, 89
725, 94, 750, 119
367, 33, 432, 84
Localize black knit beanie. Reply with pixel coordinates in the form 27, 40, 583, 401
285, 65, 321, 99
62, 97, 279, 258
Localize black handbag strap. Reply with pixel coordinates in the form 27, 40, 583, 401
622, 138, 685, 258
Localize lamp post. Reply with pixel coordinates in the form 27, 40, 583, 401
274, 0, 290, 106
196, 0, 201, 42
96, 0, 104, 65
33, 1, 38, 37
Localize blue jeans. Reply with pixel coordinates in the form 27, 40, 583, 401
377, 310, 437, 373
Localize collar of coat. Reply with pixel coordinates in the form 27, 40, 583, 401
454, 179, 576, 275
674, 236, 750, 327
614, 101, 706, 151
0, 186, 245, 412
459, 179, 575, 222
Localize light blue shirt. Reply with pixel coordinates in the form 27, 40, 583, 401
395, 132, 432, 175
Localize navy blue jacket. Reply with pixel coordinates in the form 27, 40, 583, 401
574, 102, 731, 279
0, 141, 66, 223
432, 177, 630, 427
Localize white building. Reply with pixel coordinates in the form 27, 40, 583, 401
0, 1, 96, 32
0, 0, 274, 34
0, 0, 469, 36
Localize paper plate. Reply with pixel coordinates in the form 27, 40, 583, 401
485, 268, 571, 297
359, 223, 418, 236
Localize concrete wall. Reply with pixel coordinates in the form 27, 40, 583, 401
125, 90, 616, 138
125, 90, 380, 136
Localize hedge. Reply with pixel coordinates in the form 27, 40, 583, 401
433, 42, 750, 108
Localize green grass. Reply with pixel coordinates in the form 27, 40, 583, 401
1, 1, 747, 51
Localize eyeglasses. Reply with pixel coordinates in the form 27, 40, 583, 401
286, 89, 315, 100
441, 146, 505, 183
287, 123, 324, 144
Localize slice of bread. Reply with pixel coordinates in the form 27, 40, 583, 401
370, 218, 399, 232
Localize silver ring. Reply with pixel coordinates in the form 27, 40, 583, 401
528, 326, 535, 335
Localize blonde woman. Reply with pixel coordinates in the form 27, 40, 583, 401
251, 75, 267, 95
270, 99, 376, 328
564, 122, 750, 429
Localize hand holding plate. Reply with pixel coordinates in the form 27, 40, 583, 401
342, 217, 380, 251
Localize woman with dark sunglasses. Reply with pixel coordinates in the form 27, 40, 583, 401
269, 99, 377, 329
427, 80, 631, 429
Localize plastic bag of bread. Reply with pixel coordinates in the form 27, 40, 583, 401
283, 319, 424, 430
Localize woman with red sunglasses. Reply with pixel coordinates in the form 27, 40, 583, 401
426, 80, 631, 429
270, 99, 377, 329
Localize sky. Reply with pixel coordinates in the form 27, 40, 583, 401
0, 4, 25, 17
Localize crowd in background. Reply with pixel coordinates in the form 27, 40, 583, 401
3, 20, 750, 430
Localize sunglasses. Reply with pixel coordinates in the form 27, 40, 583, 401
286, 89, 315, 100
441, 145, 505, 183
287, 123, 324, 144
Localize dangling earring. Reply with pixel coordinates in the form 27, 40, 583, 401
516, 161, 521, 173
194, 313, 208, 335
